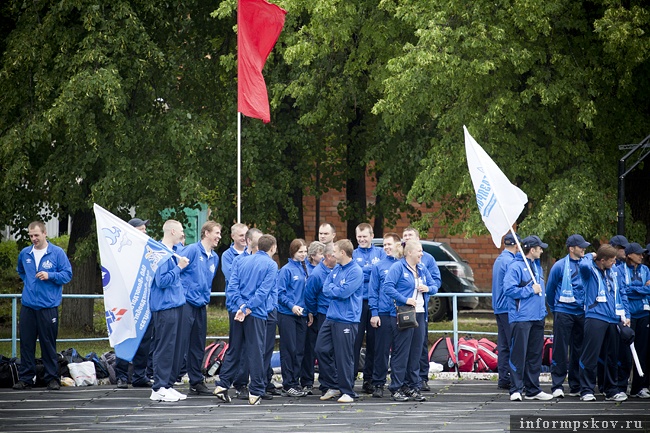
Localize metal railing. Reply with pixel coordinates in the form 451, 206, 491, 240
1, 292, 493, 359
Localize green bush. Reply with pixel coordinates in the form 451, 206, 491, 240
49, 234, 70, 253
0, 240, 19, 288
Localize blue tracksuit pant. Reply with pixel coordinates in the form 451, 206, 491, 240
509, 319, 544, 397
151, 306, 184, 391
216, 315, 267, 397
264, 309, 278, 392
115, 319, 153, 385
550, 312, 583, 393
300, 312, 323, 387
580, 318, 619, 398
315, 319, 358, 396
278, 312, 307, 390
372, 315, 395, 387
18, 306, 59, 385
178, 302, 207, 386
495, 313, 512, 387
353, 300, 375, 381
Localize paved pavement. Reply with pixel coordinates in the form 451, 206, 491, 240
1, 378, 648, 433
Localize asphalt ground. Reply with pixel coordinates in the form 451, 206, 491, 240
1, 377, 648, 433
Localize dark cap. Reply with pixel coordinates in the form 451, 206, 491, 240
609, 235, 629, 248
503, 232, 521, 246
522, 235, 548, 249
566, 234, 590, 248
128, 218, 149, 228
625, 242, 648, 256
618, 324, 635, 345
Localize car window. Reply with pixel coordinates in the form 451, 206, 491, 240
423, 244, 453, 262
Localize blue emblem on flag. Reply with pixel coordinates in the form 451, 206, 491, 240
101, 266, 111, 288
102, 227, 121, 245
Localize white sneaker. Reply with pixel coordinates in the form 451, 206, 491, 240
605, 392, 627, 402
525, 391, 553, 401
510, 392, 522, 401
337, 394, 354, 403
249, 395, 261, 405
552, 389, 564, 398
320, 389, 341, 401
632, 389, 650, 399
167, 387, 187, 400
580, 393, 596, 401
150, 387, 180, 402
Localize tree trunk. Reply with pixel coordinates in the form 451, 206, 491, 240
60, 208, 97, 332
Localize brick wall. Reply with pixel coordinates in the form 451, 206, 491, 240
302, 179, 500, 292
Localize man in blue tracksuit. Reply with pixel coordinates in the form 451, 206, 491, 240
13, 221, 72, 391
316, 239, 363, 403
504, 235, 551, 401
178, 221, 221, 396
302, 243, 336, 394
402, 227, 442, 391
491, 232, 520, 390
615, 242, 650, 398
221, 223, 248, 291
579, 244, 630, 402
149, 220, 190, 402
352, 223, 386, 394
368, 233, 402, 398
214, 235, 278, 405
546, 234, 590, 398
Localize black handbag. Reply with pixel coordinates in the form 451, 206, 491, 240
396, 304, 419, 330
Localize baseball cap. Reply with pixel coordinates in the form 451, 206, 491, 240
128, 218, 149, 228
566, 234, 590, 248
609, 235, 629, 248
624, 242, 648, 256
522, 235, 548, 249
503, 232, 521, 246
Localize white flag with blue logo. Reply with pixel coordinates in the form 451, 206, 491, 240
93, 204, 173, 361
464, 126, 528, 248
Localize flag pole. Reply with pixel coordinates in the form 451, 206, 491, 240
237, 112, 242, 223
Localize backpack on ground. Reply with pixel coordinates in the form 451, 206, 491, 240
542, 337, 553, 366
428, 336, 457, 372
85, 352, 109, 379
202, 340, 228, 377
476, 338, 498, 372
457, 337, 478, 372
0, 356, 19, 388
100, 351, 117, 385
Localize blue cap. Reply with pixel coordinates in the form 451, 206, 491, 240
609, 235, 629, 248
522, 235, 548, 249
625, 242, 648, 255
128, 218, 149, 228
566, 234, 590, 248
503, 232, 521, 246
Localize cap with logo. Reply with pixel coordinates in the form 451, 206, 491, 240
522, 235, 548, 249
566, 234, 590, 249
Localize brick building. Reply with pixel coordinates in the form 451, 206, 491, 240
302, 180, 501, 292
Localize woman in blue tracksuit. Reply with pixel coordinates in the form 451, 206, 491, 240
503, 235, 550, 402
277, 238, 309, 397
382, 240, 438, 402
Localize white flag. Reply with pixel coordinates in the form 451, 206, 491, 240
464, 126, 528, 248
94, 204, 173, 361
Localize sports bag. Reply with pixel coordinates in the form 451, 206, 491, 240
0, 356, 19, 388
476, 338, 498, 372
542, 337, 553, 367
428, 336, 457, 372
202, 340, 229, 377
457, 337, 478, 372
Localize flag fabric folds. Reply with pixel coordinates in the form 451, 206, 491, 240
464, 126, 528, 248
238, 0, 287, 123
93, 204, 173, 362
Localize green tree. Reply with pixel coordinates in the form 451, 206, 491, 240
0, 0, 232, 329
374, 0, 650, 256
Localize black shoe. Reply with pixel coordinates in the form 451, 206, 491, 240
303, 385, 314, 395
391, 391, 409, 402
267, 387, 281, 396
372, 386, 384, 398
189, 382, 213, 396
13, 381, 32, 390
261, 394, 273, 400
498, 383, 511, 390
362, 381, 374, 394
420, 381, 430, 392
132, 380, 153, 388
117, 378, 128, 389
235, 387, 249, 400
282, 387, 307, 397
47, 379, 60, 390
406, 389, 426, 402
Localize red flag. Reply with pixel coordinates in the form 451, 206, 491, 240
238, 0, 287, 123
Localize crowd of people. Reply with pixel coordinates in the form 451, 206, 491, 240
492, 233, 650, 403
12, 217, 649, 406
